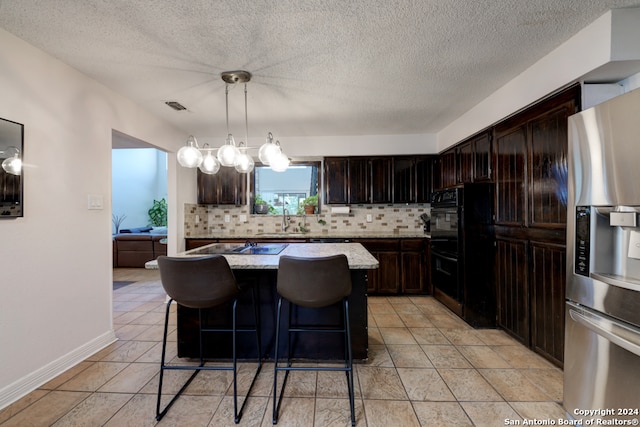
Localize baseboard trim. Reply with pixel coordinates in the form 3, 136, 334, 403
0, 330, 117, 410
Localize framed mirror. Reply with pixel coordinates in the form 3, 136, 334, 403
0, 117, 24, 218
250, 161, 320, 215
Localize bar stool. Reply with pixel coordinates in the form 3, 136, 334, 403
272, 254, 355, 426
155, 255, 262, 423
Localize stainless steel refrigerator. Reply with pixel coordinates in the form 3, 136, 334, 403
565, 87, 640, 422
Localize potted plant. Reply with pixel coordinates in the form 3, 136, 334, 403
148, 198, 167, 227
301, 194, 318, 214
254, 194, 270, 214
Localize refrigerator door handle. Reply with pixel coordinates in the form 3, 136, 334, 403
569, 307, 640, 358
591, 272, 640, 293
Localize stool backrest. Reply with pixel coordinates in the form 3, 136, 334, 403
157, 255, 239, 309
277, 254, 352, 308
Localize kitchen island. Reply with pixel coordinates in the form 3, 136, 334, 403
146, 242, 378, 361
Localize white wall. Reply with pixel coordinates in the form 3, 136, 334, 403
112, 148, 168, 231
0, 28, 191, 407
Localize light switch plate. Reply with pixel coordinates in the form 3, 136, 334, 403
366, 214, 372, 223
87, 194, 103, 210
224, 214, 230, 223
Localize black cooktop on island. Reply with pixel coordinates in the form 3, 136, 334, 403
189, 242, 289, 256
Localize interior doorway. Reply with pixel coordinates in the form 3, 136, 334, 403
111, 130, 168, 271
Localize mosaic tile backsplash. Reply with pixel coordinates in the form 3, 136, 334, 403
184, 203, 430, 236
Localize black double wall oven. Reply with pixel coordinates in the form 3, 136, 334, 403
430, 188, 464, 316
430, 184, 495, 327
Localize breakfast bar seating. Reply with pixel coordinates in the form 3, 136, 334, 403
155, 255, 262, 424
146, 242, 378, 362
272, 254, 356, 425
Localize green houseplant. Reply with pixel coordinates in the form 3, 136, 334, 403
148, 198, 168, 227
301, 194, 318, 214
254, 194, 271, 214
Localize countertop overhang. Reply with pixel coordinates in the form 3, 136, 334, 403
145, 242, 379, 270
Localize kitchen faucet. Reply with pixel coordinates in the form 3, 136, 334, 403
281, 207, 291, 232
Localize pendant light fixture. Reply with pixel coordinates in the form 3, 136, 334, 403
176, 70, 288, 174
177, 135, 203, 168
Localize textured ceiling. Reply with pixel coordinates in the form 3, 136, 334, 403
1, 0, 640, 144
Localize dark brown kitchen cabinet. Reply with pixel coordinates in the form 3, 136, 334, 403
530, 241, 566, 366
394, 156, 434, 203
324, 157, 349, 204
456, 141, 474, 184
457, 132, 493, 184
495, 236, 529, 346
435, 148, 457, 190
370, 157, 393, 203
495, 124, 527, 226
474, 132, 492, 182
393, 157, 415, 203
355, 239, 400, 294
529, 104, 571, 228
356, 238, 429, 295
324, 156, 430, 205
492, 84, 579, 366
197, 167, 246, 205
400, 239, 427, 294
348, 157, 370, 204
415, 156, 435, 203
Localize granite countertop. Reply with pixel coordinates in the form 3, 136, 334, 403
187, 231, 430, 239
145, 242, 379, 270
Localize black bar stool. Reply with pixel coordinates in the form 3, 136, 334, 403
156, 255, 262, 423
272, 254, 355, 425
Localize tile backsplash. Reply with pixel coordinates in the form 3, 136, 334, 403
184, 203, 430, 236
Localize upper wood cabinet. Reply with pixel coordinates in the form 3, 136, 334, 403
495, 124, 527, 226
348, 157, 371, 204
456, 131, 493, 185
494, 99, 576, 228
370, 157, 393, 203
529, 103, 572, 228
324, 155, 433, 204
324, 157, 349, 204
197, 167, 247, 205
435, 148, 456, 190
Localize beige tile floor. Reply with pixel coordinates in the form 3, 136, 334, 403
0, 268, 567, 426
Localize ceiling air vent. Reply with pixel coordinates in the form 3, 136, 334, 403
165, 101, 187, 111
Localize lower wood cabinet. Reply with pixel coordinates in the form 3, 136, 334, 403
495, 237, 529, 346
495, 235, 566, 366
355, 238, 428, 295
530, 241, 566, 365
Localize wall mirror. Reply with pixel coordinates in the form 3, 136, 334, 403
250, 161, 320, 215
0, 117, 24, 218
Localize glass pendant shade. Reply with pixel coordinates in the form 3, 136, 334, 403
234, 148, 255, 173
217, 134, 240, 166
177, 136, 203, 168
1, 154, 21, 175
258, 132, 281, 165
198, 151, 220, 174
270, 151, 290, 172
